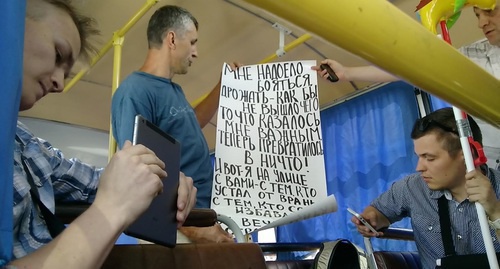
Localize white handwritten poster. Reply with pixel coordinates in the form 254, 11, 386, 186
211, 60, 328, 234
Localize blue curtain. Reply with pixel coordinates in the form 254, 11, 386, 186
429, 95, 450, 111
0, 0, 25, 265
276, 81, 420, 252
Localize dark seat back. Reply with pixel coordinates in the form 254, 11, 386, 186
266, 260, 314, 269
102, 243, 267, 269
372, 251, 421, 269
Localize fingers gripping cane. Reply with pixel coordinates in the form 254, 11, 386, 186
438, 17, 498, 269
453, 108, 497, 268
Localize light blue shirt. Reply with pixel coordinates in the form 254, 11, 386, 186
13, 122, 101, 258
111, 71, 213, 208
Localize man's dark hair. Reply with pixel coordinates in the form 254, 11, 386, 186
411, 107, 482, 157
146, 5, 198, 49
26, 0, 100, 63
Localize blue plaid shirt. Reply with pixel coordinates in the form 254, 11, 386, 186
12, 122, 102, 258
372, 169, 500, 269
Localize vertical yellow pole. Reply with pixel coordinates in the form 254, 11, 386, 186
108, 33, 124, 161
64, 0, 159, 93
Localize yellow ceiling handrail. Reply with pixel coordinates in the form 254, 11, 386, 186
243, 0, 500, 127
259, 33, 311, 64
64, 0, 159, 93
190, 33, 312, 108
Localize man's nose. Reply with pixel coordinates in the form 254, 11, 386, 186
415, 159, 425, 172
51, 68, 65, 93
192, 47, 198, 58
478, 13, 489, 29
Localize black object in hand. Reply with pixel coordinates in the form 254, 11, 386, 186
320, 64, 339, 82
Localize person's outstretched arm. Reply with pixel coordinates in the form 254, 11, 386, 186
194, 62, 242, 128
312, 59, 399, 83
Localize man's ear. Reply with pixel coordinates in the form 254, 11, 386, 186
163, 31, 176, 49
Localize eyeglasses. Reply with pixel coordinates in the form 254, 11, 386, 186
413, 118, 458, 135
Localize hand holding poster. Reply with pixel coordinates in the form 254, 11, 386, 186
211, 60, 332, 234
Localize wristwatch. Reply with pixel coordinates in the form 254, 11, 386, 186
488, 217, 500, 230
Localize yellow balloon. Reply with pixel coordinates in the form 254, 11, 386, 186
419, 0, 496, 34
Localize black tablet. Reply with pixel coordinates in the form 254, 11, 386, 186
124, 114, 180, 247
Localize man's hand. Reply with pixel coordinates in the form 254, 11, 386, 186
312, 59, 348, 82
93, 140, 166, 228
219, 62, 243, 82
351, 206, 390, 237
195, 61, 243, 128
179, 223, 234, 243
466, 169, 500, 220
311, 59, 398, 83
176, 172, 197, 227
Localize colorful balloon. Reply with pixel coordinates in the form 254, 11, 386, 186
417, 0, 496, 33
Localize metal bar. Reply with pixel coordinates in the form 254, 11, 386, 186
244, 0, 500, 127
191, 33, 311, 107
259, 33, 311, 64
107, 33, 124, 160
64, 0, 159, 93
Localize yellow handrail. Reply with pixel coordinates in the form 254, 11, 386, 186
62, 0, 159, 158
190, 33, 311, 108
107, 33, 124, 160
259, 33, 311, 64
244, 0, 500, 127
64, 0, 159, 93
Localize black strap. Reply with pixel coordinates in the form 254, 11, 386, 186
438, 195, 456, 256
16, 136, 66, 238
